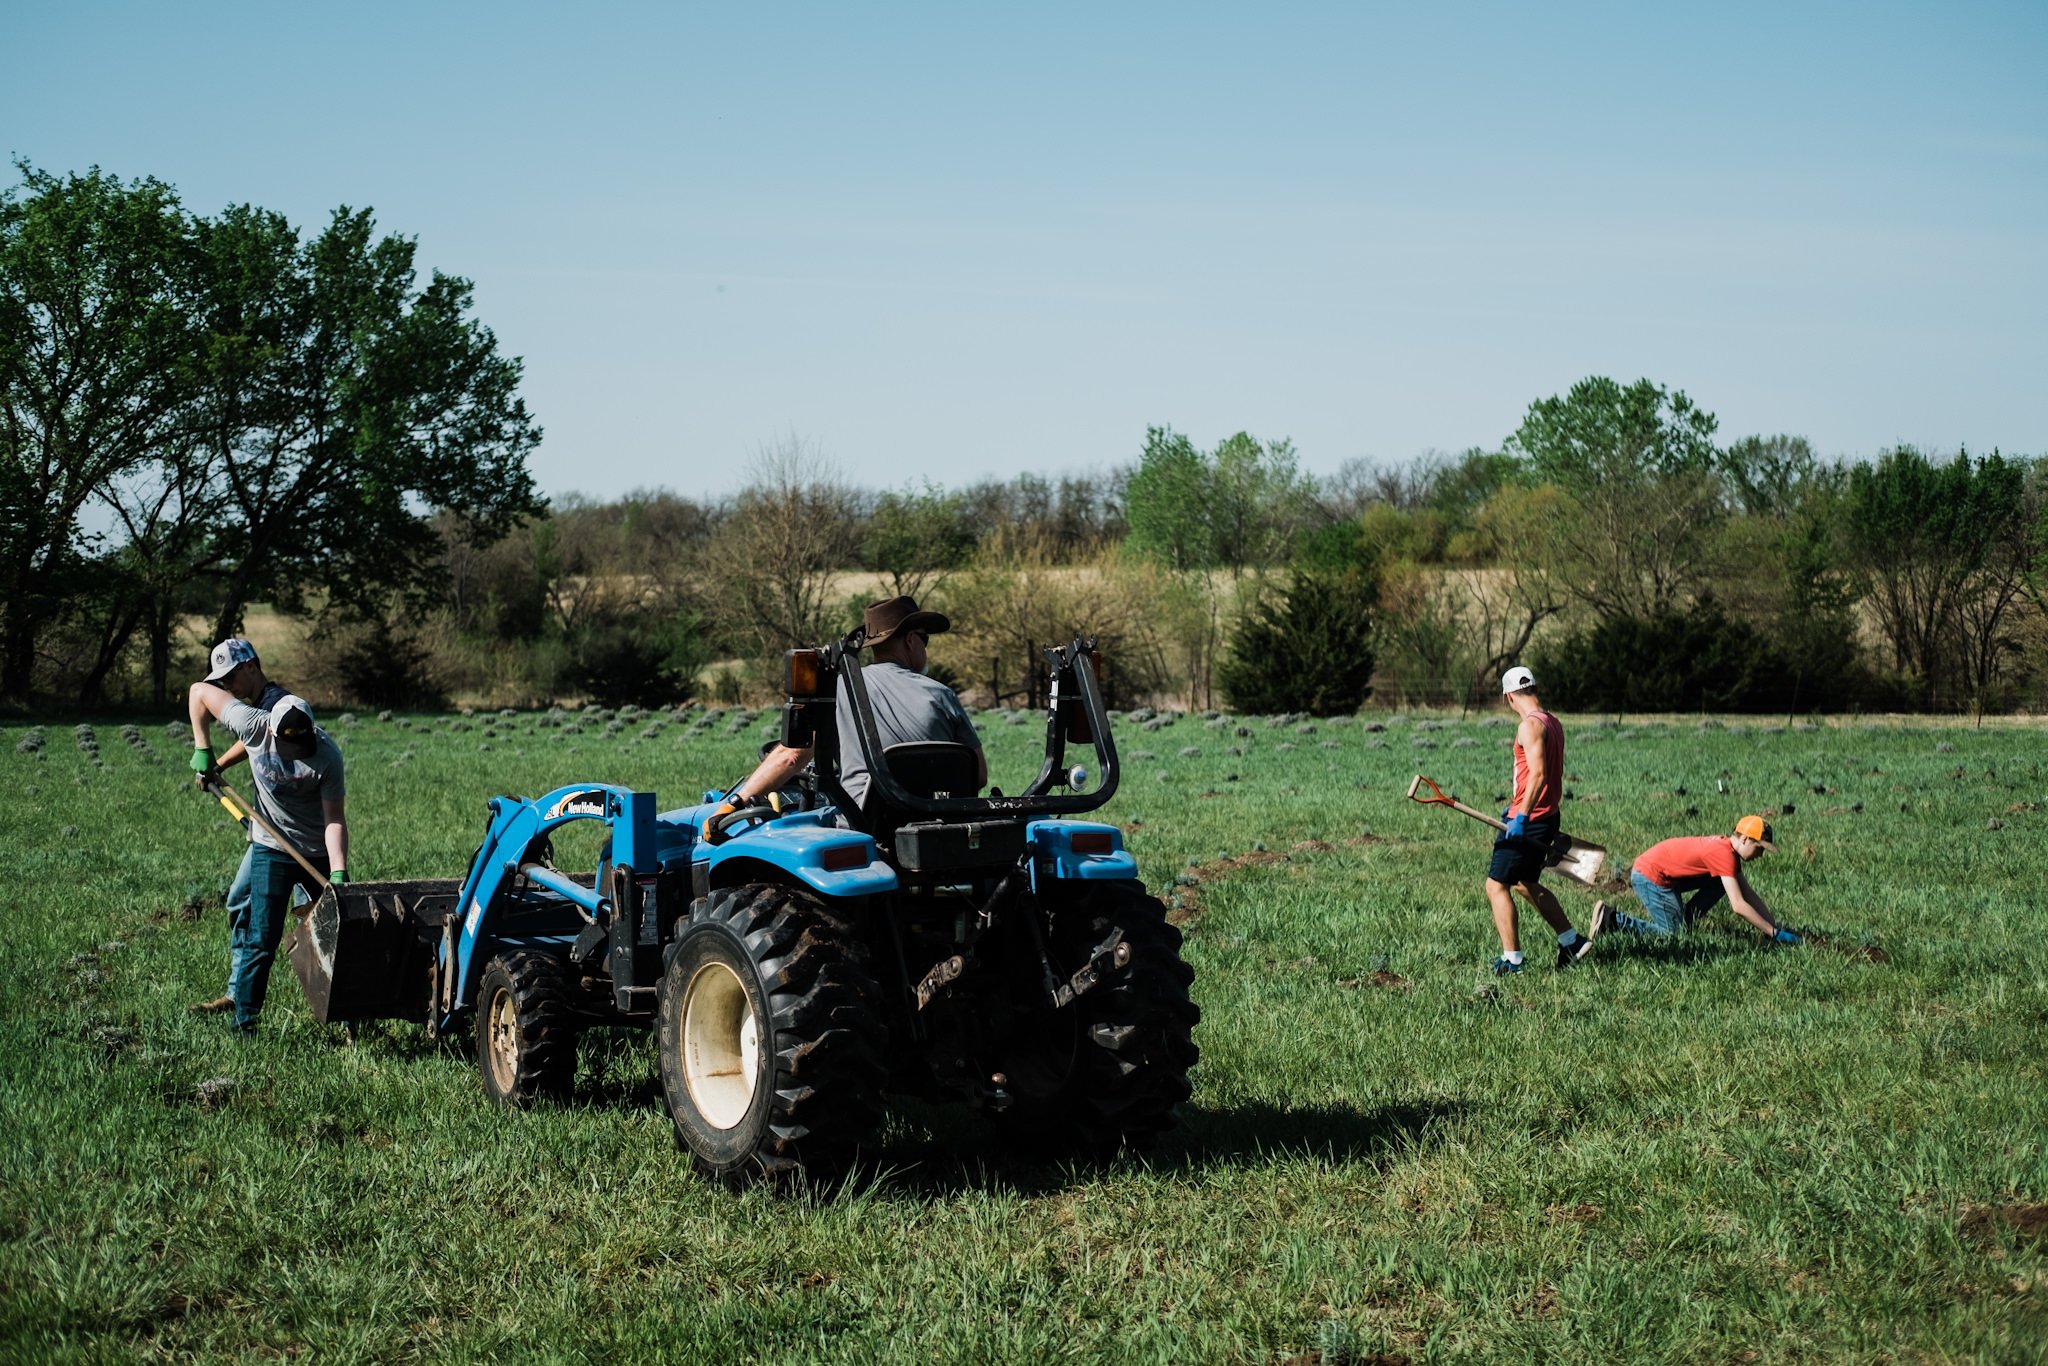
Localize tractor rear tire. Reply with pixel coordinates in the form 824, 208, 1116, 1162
656, 884, 888, 1184
475, 951, 579, 1107
999, 880, 1199, 1155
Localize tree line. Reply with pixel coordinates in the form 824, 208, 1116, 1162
6, 164, 2043, 715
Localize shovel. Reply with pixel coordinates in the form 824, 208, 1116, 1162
205, 776, 330, 899
1406, 773, 1609, 888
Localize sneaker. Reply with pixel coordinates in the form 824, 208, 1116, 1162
1491, 955, 1525, 977
1586, 901, 1618, 941
1556, 934, 1596, 969
190, 995, 234, 1015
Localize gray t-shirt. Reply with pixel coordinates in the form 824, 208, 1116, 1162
835, 662, 981, 809
222, 700, 346, 857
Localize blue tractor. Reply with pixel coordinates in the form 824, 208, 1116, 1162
287, 636, 1199, 1181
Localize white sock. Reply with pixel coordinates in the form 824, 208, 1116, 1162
1558, 929, 1583, 948
1503, 949, 1524, 965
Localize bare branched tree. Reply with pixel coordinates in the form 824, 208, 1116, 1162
709, 434, 863, 656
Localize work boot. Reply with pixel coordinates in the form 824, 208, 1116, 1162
190, 995, 234, 1015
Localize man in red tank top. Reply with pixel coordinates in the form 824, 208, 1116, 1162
1486, 667, 1595, 974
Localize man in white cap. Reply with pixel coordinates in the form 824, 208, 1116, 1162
1485, 665, 1594, 975
187, 651, 349, 1034
186, 639, 293, 1015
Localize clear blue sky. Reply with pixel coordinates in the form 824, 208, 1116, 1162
6, 1, 2044, 500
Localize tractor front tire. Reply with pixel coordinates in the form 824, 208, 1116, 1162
475, 951, 579, 1107
657, 884, 888, 1184
999, 880, 1200, 1155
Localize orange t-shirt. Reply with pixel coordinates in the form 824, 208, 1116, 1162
1632, 835, 1738, 887
1511, 711, 1564, 820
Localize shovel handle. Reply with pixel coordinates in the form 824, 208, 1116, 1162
1406, 773, 1507, 831
208, 778, 330, 896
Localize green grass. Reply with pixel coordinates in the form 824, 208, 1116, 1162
2, 707, 2045, 1363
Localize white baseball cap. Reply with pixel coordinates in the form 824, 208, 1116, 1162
204, 637, 259, 683
1500, 665, 1536, 695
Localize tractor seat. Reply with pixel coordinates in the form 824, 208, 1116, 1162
882, 742, 980, 800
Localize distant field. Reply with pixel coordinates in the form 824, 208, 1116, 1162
2, 707, 2044, 1361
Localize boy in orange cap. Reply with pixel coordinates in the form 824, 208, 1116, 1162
1596, 815, 1800, 944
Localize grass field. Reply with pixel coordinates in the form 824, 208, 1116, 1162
3, 703, 2045, 1363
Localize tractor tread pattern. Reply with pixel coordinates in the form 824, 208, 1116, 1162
478, 949, 579, 1107
1008, 882, 1201, 1155
660, 883, 888, 1184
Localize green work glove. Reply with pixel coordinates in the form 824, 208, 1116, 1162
329, 867, 349, 886
189, 746, 215, 774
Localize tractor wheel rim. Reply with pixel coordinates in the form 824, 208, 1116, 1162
487, 989, 518, 1089
682, 961, 760, 1130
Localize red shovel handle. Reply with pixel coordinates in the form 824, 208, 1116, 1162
1405, 773, 1506, 831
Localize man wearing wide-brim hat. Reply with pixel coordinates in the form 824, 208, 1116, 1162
726, 594, 985, 811
1597, 814, 1801, 944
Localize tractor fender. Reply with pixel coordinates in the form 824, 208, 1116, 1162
1025, 819, 1138, 891
697, 810, 898, 899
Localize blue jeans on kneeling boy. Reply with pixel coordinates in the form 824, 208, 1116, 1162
1620, 869, 1725, 936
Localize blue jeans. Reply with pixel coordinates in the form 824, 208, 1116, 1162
228, 843, 327, 1030
1621, 869, 1725, 936
225, 843, 257, 927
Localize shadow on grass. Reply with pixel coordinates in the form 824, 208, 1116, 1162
1171, 1097, 1466, 1169
1593, 933, 1751, 967
847, 1096, 1467, 1199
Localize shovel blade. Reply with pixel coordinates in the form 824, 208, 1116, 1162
1548, 837, 1608, 888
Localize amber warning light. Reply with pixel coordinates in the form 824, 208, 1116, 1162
784, 648, 827, 697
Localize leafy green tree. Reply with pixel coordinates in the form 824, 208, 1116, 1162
1217, 568, 1377, 715
0, 164, 199, 700
1510, 376, 1718, 491
861, 481, 974, 600
1125, 425, 1310, 576
1842, 446, 2039, 709
193, 203, 544, 639
1506, 376, 1725, 623
1124, 426, 1214, 572
1713, 435, 1861, 712
1209, 432, 1313, 573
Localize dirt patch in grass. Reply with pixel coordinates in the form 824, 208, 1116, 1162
1803, 930, 1891, 964
1340, 970, 1413, 993
1189, 850, 1291, 881
1961, 1202, 2048, 1247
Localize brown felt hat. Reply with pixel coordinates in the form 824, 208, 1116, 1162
861, 595, 950, 647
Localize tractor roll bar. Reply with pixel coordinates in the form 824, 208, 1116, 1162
831, 634, 1120, 819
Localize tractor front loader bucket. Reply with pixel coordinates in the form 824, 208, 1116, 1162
286, 880, 459, 1025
